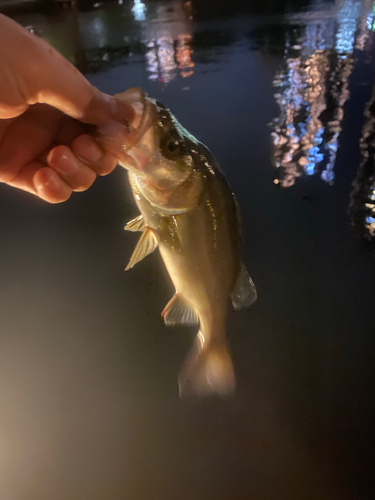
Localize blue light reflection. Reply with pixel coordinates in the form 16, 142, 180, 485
271, 0, 374, 187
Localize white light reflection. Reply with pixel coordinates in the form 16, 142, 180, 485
157, 35, 178, 83
349, 83, 375, 240
366, 10, 374, 30
363, 193, 375, 233
271, 48, 329, 187
144, 35, 178, 83
271, 0, 374, 188
320, 55, 353, 183
355, 0, 374, 50
335, 0, 361, 55
145, 41, 159, 80
132, 0, 146, 22
140, 1, 194, 84
90, 18, 107, 48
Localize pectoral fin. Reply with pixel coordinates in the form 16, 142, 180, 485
162, 293, 199, 326
124, 215, 146, 232
125, 228, 158, 271
231, 264, 257, 310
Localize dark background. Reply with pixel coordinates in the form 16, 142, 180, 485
0, 1, 374, 499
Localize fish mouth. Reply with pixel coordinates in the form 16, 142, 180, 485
96, 87, 156, 172
118, 88, 155, 150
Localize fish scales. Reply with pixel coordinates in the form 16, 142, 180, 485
98, 87, 257, 397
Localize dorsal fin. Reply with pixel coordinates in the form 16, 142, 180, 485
124, 215, 146, 232
125, 228, 158, 271
231, 264, 257, 310
162, 293, 199, 326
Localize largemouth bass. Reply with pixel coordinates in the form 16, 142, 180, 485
99, 88, 257, 397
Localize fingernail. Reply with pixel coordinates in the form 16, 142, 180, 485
34, 169, 61, 195
97, 120, 130, 138
51, 153, 77, 175
96, 120, 132, 155
110, 97, 135, 123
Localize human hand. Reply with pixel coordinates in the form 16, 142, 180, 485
0, 14, 134, 203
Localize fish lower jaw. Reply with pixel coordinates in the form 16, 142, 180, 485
157, 206, 189, 215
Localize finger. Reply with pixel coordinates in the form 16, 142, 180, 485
0, 104, 60, 182
56, 113, 88, 146
8, 162, 72, 203
0, 15, 134, 125
34, 167, 72, 202
71, 134, 118, 176
0, 117, 17, 143
47, 145, 97, 192
80, 93, 135, 127
0, 15, 93, 119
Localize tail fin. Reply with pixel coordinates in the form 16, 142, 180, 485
178, 333, 236, 398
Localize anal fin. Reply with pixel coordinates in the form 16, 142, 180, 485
231, 264, 257, 310
162, 293, 199, 326
125, 228, 158, 271
125, 215, 145, 232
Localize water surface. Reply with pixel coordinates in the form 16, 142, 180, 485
1, 1, 375, 499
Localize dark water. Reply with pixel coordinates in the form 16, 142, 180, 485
1, 1, 375, 499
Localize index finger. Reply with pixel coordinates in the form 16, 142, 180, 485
0, 14, 134, 125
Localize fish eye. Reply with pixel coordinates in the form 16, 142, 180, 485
167, 141, 179, 152
160, 135, 184, 160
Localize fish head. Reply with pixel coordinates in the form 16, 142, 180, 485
97, 87, 202, 211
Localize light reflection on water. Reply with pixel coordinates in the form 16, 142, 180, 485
140, 1, 194, 82
8, 0, 375, 242
2, 2, 375, 499
349, 82, 375, 240
176, 33, 194, 77
19, 0, 374, 190
12, 0, 195, 81
132, 0, 146, 22
270, 0, 374, 188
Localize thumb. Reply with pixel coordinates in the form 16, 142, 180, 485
0, 14, 134, 125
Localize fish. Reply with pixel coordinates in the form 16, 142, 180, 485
98, 87, 257, 397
